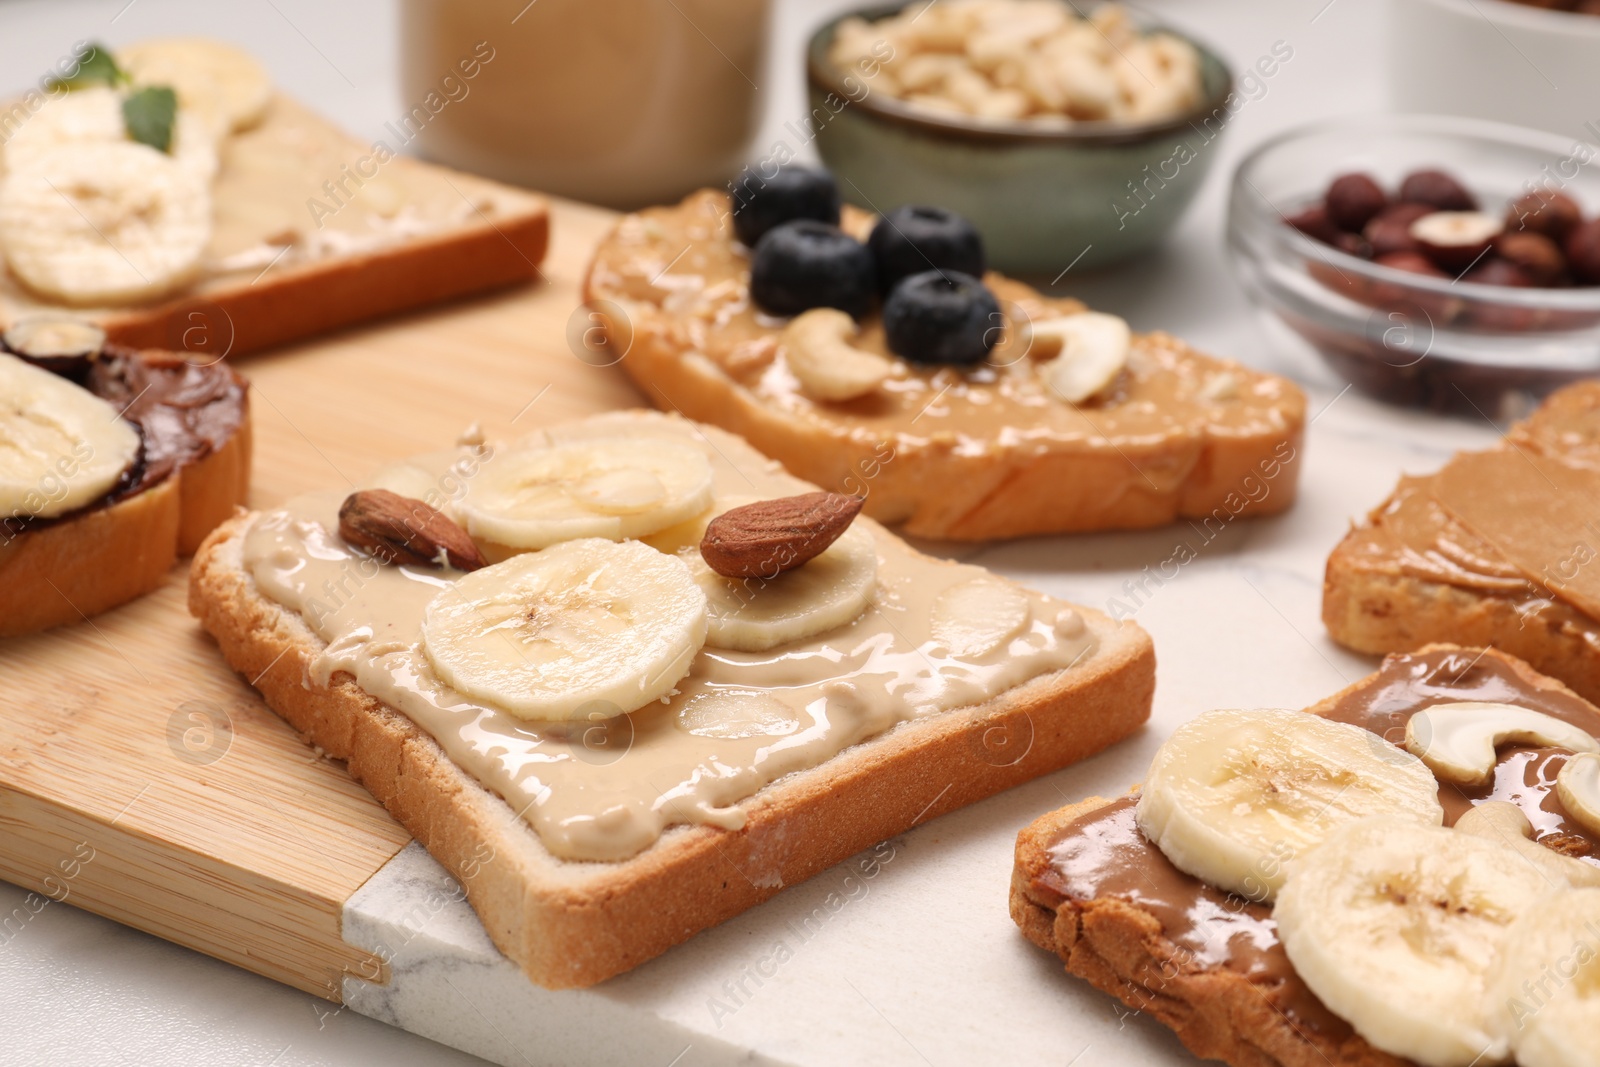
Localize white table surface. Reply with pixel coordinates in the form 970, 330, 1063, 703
0, 1, 1524, 1063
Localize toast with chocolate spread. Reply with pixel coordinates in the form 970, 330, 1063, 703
1012, 645, 1600, 1067
583, 188, 1306, 541
189, 409, 1155, 988
1, 322, 250, 636
1324, 381, 1600, 705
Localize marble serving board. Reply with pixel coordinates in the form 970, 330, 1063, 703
0, 193, 1509, 1067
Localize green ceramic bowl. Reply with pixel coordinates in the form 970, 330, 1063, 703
806, 5, 1235, 276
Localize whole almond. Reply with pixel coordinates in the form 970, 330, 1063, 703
339, 489, 487, 571
700, 492, 865, 580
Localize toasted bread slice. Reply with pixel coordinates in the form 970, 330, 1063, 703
583, 190, 1305, 541
0, 95, 547, 357
1011, 645, 1600, 1067
189, 411, 1156, 988
0, 349, 250, 637
1324, 381, 1600, 705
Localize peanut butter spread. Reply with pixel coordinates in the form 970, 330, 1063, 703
1031, 648, 1600, 1037
240, 416, 1100, 863
1343, 383, 1600, 631
585, 190, 1303, 468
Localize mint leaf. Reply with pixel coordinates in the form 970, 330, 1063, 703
48, 42, 125, 92
122, 86, 176, 153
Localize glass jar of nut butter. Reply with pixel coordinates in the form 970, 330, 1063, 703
399, 0, 771, 209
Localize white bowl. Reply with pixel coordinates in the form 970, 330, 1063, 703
1390, 0, 1600, 142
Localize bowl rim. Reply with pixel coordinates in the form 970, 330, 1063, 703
1231, 111, 1600, 312
804, 1, 1236, 148
1398, 0, 1600, 37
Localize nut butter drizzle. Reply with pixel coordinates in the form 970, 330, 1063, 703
1039, 648, 1600, 1039
241, 426, 1098, 863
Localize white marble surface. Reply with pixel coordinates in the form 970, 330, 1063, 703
0, 0, 1539, 1064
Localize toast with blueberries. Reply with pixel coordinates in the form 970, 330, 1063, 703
583, 166, 1306, 541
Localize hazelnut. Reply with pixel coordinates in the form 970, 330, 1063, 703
1375, 251, 1448, 278
1461, 258, 1532, 288
1462, 259, 1538, 331
1324, 173, 1388, 231
1397, 169, 1477, 211
1373, 252, 1458, 323
1285, 204, 1341, 245
1410, 211, 1504, 273
1566, 219, 1600, 285
1333, 231, 1373, 259
1493, 231, 1567, 286
1505, 191, 1583, 242
1363, 202, 1434, 257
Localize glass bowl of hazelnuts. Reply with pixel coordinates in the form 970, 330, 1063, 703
1227, 114, 1600, 417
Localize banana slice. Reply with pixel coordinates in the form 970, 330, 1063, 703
0, 141, 211, 305
3, 87, 220, 185
675, 499, 879, 652
1558, 752, 1600, 839
1484, 887, 1600, 1067
1275, 818, 1551, 1067
930, 576, 1030, 658
1136, 707, 1444, 902
116, 38, 273, 133
457, 437, 714, 551
421, 538, 708, 721
0, 353, 140, 518
1406, 702, 1599, 785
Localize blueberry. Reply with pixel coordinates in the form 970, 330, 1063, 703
749, 220, 875, 320
882, 271, 1000, 365
867, 206, 986, 295
730, 166, 841, 248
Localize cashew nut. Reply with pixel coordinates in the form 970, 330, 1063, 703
1454, 801, 1600, 889
1035, 311, 1131, 404
780, 308, 895, 402
1404, 701, 1600, 786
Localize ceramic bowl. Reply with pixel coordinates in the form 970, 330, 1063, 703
805, 3, 1235, 275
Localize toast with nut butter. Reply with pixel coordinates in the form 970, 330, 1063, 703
582, 171, 1305, 541
188, 408, 1154, 988
0, 38, 545, 356
1325, 381, 1600, 707
0, 317, 250, 637
1014, 645, 1600, 1067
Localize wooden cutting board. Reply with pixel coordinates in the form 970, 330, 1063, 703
0, 196, 635, 1001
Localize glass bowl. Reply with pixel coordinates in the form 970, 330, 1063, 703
1226, 113, 1600, 419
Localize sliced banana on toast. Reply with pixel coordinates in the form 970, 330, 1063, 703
1275, 818, 1551, 1067
458, 437, 715, 551
0, 141, 212, 305
1136, 706, 1443, 902
421, 538, 708, 721
116, 37, 273, 133
0, 352, 140, 518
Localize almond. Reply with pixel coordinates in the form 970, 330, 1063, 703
338, 488, 487, 571
699, 491, 864, 580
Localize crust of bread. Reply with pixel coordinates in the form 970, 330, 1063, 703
582, 199, 1305, 541
97, 211, 548, 358
0, 380, 251, 637
0, 476, 180, 637
189, 498, 1156, 989
1323, 546, 1600, 705
1010, 644, 1571, 1067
